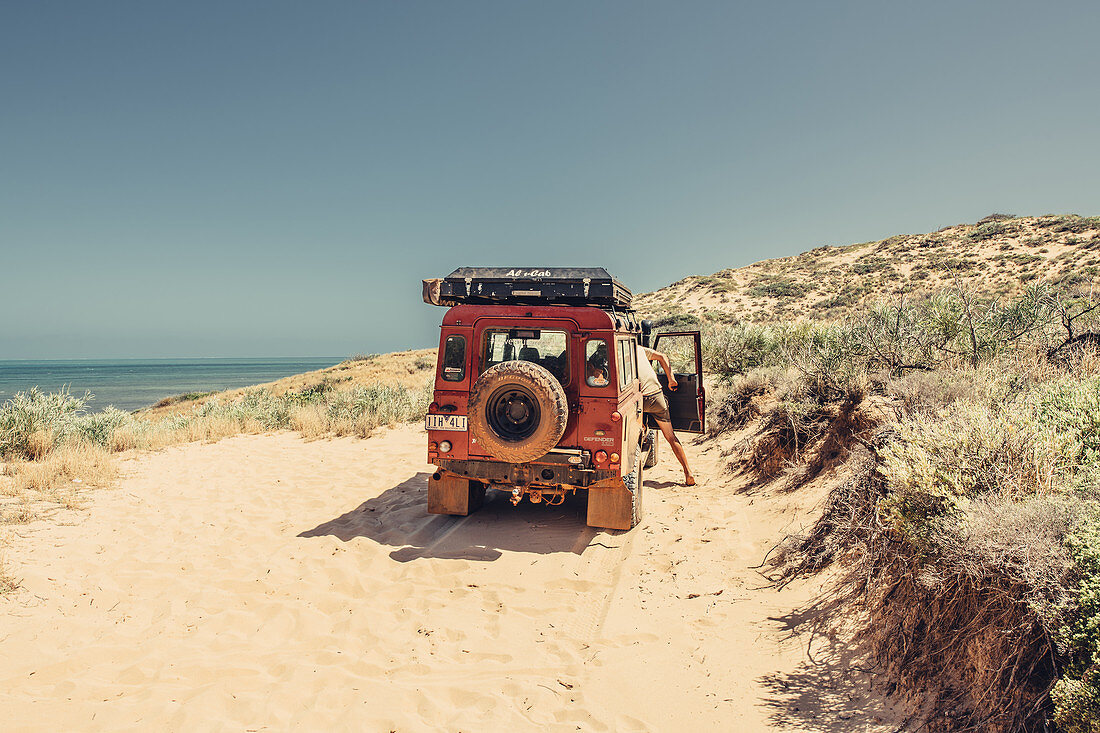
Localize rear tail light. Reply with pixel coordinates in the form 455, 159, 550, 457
429, 442, 438, 451
610, 452, 620, 463
594, 450, 608, 464
611, 411, 621, 422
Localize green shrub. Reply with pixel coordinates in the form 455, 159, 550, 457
0, 388, 90, 458
969, 221, 1008, 241
648, 310, 702, 332
1053, 513, 1100, 733
1042, 216, 1100, 234
76, 407, 131, 447
746, 276, 812, 299
851, 256, 890, 275
701, 321, 851, 382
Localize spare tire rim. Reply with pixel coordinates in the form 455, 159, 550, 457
486, 385, 542, 442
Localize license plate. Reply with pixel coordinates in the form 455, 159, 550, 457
425, 414, 468, 431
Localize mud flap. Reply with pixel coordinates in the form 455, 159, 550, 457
586, 449, 643, 530
586, 484, 635, 530
427, 473, 486, 516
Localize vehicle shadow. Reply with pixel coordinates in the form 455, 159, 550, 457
299, 471, 609, 562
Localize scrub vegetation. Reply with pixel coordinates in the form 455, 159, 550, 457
637, 213, 1100, 323
678, 270, 1100, 731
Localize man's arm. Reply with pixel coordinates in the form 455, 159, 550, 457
641, 346, 678, 390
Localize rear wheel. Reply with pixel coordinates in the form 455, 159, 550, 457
625, 447, 644, 528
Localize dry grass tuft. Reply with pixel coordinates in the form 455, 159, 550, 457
289, 405, 328, 440
12, 441, 116, 495
0, 503, 38, 524
26, 430, 53, 460
0, 561, 18, 595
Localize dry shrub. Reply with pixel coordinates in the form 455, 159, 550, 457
354, 414, 380, 438
1049, 338, 1100, 376
329, 417, 355, 437
738, 385, 879, 485
108, 426, 140, 452
239, 417, 264, 435
742, 399, 831, 480
0, 503, 38, 524
26, 429, 54, 460
887, 369, 978, 416
165, 415, 242, 445
290, 405, 327, 439
12, 441, 116, 494
0, 559, 17, 595
794, 389, 880, 483
708, 372, 770, 436
777, 440, 1073, 731
863, 557, 1056, 732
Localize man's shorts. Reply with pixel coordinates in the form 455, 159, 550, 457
642, 391, 672, 424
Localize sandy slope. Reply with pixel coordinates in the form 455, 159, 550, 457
634, 215, 1100, 323
0, 426, 906, 731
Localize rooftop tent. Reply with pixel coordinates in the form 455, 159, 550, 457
422, 267, 633, 308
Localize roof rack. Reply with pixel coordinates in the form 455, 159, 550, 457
423, 267, 633, 308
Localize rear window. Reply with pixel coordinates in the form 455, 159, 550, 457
483, 329, 569, 384
441, 335, 466, 382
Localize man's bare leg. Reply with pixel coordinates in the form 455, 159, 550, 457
655, 419, 695, 486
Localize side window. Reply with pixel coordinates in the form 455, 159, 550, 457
617, 339, 635, 388
585, 339, 609, 387
441, 335, 466, 382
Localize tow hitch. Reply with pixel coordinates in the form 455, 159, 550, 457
509, 486, 565, 506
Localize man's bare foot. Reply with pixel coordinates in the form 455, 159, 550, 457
684, 475, 696, 486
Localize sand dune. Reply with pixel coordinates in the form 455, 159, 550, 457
0, 426, 905, 730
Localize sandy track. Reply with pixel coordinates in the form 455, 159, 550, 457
0, 426, 904, 731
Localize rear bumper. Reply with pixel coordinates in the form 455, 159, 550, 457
435, 451, 615, 488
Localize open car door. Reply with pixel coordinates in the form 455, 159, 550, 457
650, 331, 705, 433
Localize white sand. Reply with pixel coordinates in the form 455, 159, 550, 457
0, 426, 905, 730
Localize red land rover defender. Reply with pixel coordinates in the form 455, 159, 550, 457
422, 268, 704, 530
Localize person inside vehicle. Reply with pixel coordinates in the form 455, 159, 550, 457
586, 343, 609, 386
637, 343, 696, 486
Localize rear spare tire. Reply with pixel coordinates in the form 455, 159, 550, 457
468, 361, 569, 463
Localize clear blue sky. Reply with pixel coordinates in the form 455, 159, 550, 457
3, 1, 1099, 358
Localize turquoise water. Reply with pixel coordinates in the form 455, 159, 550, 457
0, 358, 341, 413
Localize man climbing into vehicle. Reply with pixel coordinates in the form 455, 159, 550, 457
636, 343, 696, 486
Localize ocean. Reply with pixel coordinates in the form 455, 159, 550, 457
0, 358, 342, 413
